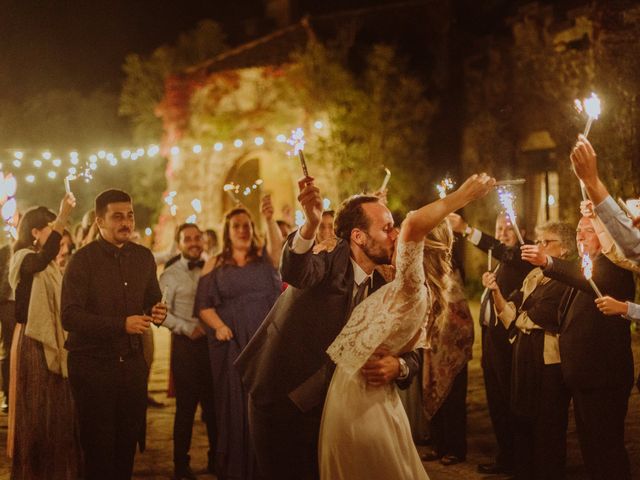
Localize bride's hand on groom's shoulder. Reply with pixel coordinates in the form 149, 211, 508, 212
360, 346, 401, 387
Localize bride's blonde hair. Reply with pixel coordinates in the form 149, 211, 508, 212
423, 220, 454, 336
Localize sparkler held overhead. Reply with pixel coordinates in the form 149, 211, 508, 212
286, 127, 309, 177
497, 187, 525, 245
495, 178, 526, 187
436, 177, 455, 199
380, 168, 391, 192
573, 93, 601, 200
223, 183, 241, 204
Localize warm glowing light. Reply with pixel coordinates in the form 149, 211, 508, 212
109, 158, 118, 166
581, 248, 594, 280
136, 148, 144, 157
12, 160, 21, 168
436, 177, 454, 199
70, 156, 79, 165
68, 167, 77, 175
14, 151, 23, 159
89, 163, 97, 171
52, 158, 62, 167
170, 205, 177, 216
148, 145, 160, 156
170, 146, 180, 156
276, 134, 286, 143
286, 128, 305, 156
295, 209, 305, 227
191, 199, 202, 213
26, 175, 35, 183
89, 155, 97, 163
254, 137, 264, 146
323, 198, 331, 210
548, 194, 556, 206
47, 171, 57, 179
98, 150, 106, 159
33, 160, 43, 168
122, 150, 132, 159
144, 227, 152, 236
583, 92, 601, 120
214, 142, 223, 152
234, 139, 243, 148
42, 152, 52, 160
497, 187, 524, 244
193, 144, 202, 154
186, 214, 197, 224
314, 120, 324, 129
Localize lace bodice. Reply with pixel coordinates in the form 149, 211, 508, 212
327, 238, 430, 374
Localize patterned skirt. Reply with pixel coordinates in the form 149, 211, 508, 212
10, 325, 82, 480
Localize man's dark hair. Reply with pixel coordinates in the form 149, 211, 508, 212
334, 195, 380, 241
95, 189, 132, 218
322, 210, 335, 218
175, 223, 201, 244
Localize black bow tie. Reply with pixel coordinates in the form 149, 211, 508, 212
188, 259, 205, 270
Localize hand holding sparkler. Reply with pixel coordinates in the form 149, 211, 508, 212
570, 135, 609, 204
53, 192, 77, 234
595, 296, 630, 316
520, 244, 547, 267
151, 301, 168, 326
575, 92, 601, 138
297, 176, 323, 240
261, 194, 275, 221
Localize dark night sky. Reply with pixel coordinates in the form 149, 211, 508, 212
0, 0, 264, 99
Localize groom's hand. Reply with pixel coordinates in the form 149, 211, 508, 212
360, 347, 401, 387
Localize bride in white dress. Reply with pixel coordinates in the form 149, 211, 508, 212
318, 174, 495, 480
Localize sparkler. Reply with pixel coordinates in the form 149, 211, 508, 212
436, 177, 455, 199
497, 187, 524, 245
161, 286, 169, 304
495, 178, 526, 187
488, 248, 493, 272
286, 128, 309, 177
380, 168, 391, 191
573, 92, 601, 200
580, 245, 603, 298
64, 175, 76, 194
223, 183, 241, 204
617, 197, 634, 218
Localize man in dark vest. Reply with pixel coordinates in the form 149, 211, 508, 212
236, 177, 420, 480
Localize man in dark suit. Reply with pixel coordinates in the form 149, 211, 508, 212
449, 212, 534, 475
236, 177, 420, 480
522, 216, 635, 480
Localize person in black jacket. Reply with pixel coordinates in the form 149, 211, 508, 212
62, 189, 167, 480
236, 177, 421, 480
449, 212, 534, 475
521, 216, 635, 480
484, 221, 575, 480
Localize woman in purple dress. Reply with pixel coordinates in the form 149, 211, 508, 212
196, 197, 283, 480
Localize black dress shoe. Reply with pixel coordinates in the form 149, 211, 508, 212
173, 466, 196, 480
477, 462, 514, 475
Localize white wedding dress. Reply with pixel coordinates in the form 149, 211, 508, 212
318, 239, 431, 480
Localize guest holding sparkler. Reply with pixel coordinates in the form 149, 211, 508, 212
8, 193, 81, 479
483, 221, 574, 480
570, 135, 640, 263
62, 189, 167, 480
521, 216, 635, 480
195, 195, 283, 480
448, 211, 533, 476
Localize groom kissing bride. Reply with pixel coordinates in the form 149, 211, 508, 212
237, 173, 495, 480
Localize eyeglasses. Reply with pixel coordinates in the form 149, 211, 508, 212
535, 239, 560, 247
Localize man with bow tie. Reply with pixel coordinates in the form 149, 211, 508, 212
160, 223, 216, 480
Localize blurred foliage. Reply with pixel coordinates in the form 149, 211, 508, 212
119, 19, 227, 144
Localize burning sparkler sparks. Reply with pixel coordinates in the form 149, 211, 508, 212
436, 178, 455, 199
286, 128, 309, 177
497, 187, 524, 245
580, 244, 603, 298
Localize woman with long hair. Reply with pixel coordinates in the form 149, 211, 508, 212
195, 196, 283, 480
421, 225, 475, 466
7, 193, 81, 479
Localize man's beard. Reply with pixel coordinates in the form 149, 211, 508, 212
361, 239, 392, 265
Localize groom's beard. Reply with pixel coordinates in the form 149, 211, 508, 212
361, 238, 393, 266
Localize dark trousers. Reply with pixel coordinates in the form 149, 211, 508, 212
431, 364, 468, 459
572, 385, 631, 480
68, 352, 148, 480
481, 325, 514, 468
0, 300, 16, 396
249, 394, 321, 480
513, 364, 570, 480
171, 334, 216, 469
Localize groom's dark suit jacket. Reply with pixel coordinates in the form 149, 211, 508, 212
235, 233, 419, 412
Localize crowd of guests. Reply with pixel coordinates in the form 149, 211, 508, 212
0, 133, 638, 480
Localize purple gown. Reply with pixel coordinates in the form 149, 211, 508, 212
196, 255, 281, 480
